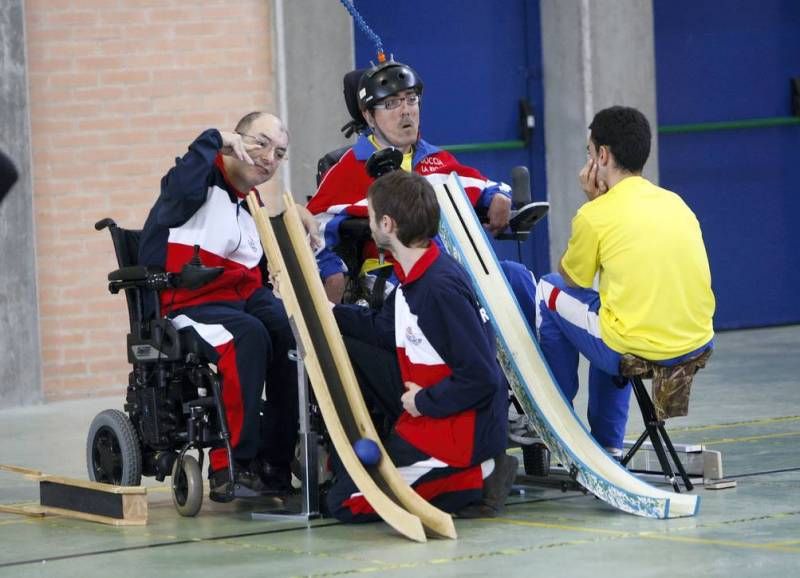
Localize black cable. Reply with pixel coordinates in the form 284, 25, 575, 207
725, 467, 800, 479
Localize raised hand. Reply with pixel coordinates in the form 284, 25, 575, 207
219, 130, 255, 165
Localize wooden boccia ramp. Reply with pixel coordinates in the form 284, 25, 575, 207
0, 464, 147, 526
246, 191, 456, 543
434, 172, 699, 519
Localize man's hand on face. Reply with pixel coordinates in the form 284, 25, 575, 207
578, 158, 608, 201
219, 130, 255, 166
486, 193, 512, 236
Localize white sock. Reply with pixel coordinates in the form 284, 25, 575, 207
481, 458, 495, 479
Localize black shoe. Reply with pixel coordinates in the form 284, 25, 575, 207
457, 453, 519, 518
208, 466, 267, 503
251, 459, 294, 496
317, 481, 334, 519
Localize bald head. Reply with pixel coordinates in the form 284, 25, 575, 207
235, 112, 288, 141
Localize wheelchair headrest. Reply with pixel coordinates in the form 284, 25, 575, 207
341, 68, 369, 138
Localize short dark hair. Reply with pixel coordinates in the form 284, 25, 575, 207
368, 171, 439, 247
589, 106, 651, 173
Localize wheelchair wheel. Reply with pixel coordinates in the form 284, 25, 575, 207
86, 409, 142, 486
171, 454, 203, 517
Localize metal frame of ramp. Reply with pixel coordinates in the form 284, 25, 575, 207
434, 173, 699, 519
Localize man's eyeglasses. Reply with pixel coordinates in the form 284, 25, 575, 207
237, 132, 287, 161
373, 93, 421, 111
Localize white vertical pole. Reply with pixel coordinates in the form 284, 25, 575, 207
273, 0, 292, 194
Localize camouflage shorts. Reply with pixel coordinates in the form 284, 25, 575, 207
619, 348, 713, 420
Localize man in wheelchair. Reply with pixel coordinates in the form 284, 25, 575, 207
307, 61, 547, 457
133, 112, 308, 503
307, 59, 523, 303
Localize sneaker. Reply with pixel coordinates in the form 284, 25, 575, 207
208, 466, 267, 503
508, 404, 541, 446
457, 453, 519, 518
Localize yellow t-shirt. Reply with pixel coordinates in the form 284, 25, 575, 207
368, 135, 413, 172
560, 176, 715, 360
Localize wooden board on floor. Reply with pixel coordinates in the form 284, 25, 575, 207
0, 464, 147, 526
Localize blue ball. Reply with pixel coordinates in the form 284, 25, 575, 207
353, 438, 381, 466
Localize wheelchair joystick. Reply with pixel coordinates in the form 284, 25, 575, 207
177, 245, 225, 290
365, 147, 403, 179
189, 244, 202, 266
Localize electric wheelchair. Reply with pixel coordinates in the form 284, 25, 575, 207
86, 217, 236, 517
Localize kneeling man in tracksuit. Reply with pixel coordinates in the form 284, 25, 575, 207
327, 170, 518, 520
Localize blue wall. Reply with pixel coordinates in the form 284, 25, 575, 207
347, 0, 799, 329
654, 0, 800, 329
350, 0, 550, 277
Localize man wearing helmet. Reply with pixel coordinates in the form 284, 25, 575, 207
307, 60, 515, 304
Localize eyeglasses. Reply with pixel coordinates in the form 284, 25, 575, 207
237, 132, 287, 161
372, 93, 421, 111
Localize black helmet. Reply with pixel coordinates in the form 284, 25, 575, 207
357, 60, 423, 109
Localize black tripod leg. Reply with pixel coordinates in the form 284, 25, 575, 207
621, 430, 648, 466
649, 427, 680, 492
659, 423, 694, 491
632, 378, 679, 492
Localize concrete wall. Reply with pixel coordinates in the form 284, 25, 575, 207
279, 0, 354, 202
540, 0, 659, 266
0, 0, 42, 408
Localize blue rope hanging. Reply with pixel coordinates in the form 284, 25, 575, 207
338, 0, 386, 63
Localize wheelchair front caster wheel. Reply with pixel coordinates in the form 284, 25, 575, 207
172, 454, 203, 517
87, 409, 142, 486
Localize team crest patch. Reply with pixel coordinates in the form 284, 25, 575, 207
405, 326, 423, 346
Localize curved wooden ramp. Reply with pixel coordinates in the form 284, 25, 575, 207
247, 192, 456, 541
433, 174, 699, 519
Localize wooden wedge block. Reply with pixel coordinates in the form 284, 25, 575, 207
0, 464, 147, 526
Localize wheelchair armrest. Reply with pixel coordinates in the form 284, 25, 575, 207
108, 265, 152, 282
107, 266, 171, 295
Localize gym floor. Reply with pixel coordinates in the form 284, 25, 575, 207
1, 325, 798, 577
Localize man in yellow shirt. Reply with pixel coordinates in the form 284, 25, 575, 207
534, 106, 715, 457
